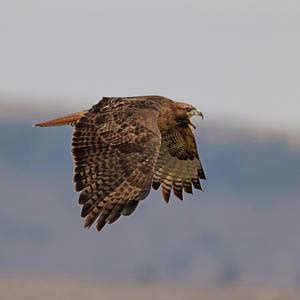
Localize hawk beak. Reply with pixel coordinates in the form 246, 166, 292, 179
194, 109, 204, 119
189, 109, 203, 129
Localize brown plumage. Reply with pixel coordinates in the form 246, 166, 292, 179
34, 95, 206, 231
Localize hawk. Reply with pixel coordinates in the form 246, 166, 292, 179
35, 95, 206, 231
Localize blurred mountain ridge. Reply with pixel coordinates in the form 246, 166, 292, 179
0, 102, 299, 284
1, 92, 299, 150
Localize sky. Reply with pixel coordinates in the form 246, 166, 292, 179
1, 0, 300, 132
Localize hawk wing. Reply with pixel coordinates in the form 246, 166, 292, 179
72, 97, 161, 231
152, 125, 206, 202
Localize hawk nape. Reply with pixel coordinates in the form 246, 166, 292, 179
34, 95, 206, 231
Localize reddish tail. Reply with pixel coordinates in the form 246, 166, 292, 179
34, 111, 86, 127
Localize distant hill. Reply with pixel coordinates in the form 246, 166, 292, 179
0, 118, 300, 284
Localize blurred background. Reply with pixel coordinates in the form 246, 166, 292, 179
1, 0, 300, 299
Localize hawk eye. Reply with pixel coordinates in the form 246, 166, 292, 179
185, 107, 193, 112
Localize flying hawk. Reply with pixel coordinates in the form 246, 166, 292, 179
35, 95, 206, 231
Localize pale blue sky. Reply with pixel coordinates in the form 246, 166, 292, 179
1, 0, 300, 132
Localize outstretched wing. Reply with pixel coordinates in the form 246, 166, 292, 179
72, 97, 161, 231
152, 125, 206, 202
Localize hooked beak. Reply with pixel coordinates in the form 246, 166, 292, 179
191, 109, 204, 119
188, 108, 204, 129
197, 110, 204, 119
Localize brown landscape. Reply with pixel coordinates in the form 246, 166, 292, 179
1, 278, 300, 300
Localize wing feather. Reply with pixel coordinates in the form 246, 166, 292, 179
153, 125, 205, 201
72, 97, 161, 230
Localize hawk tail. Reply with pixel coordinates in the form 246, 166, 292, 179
34, 111, 86, 127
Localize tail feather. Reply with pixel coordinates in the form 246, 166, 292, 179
34, 111, 86, 127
